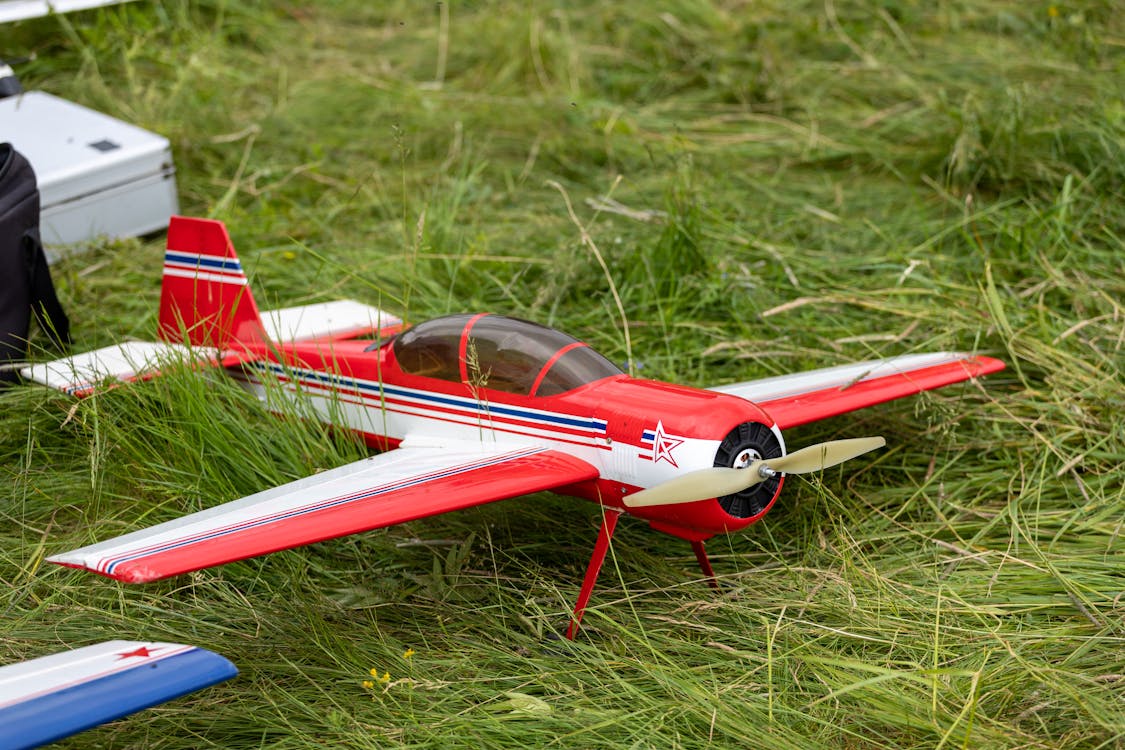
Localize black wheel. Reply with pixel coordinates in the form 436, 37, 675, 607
713, 422, 783, 518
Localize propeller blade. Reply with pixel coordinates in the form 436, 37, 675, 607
623, 436, 885, 509
622, 467, 761, 509
765, 436, 886, 475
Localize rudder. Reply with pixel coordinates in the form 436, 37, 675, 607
159, 217, 266, 351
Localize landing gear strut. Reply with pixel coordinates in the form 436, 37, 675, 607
691, 540, 719, 590
567, 510, 620, 640
566, 512, 720, 639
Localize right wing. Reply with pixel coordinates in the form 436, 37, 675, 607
48, 442, 598, 583
260, 299, 402, 343
0, 640, 236, 750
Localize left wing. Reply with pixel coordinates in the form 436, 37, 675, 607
0, 640, 236, 750
711, 352, 1004, 429
48, 442, 598, 583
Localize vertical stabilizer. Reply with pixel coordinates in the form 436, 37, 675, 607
158, 217, 266, 351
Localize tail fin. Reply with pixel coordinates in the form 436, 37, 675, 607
158, 217, 267, 352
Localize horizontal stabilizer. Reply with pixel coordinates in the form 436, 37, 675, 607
20, 300, 399, 396
49, 442, 598, 583
261, 300, 401, 343
18, 342, 246, 397
0, 640, 236, 750
711, 352, 1005, 429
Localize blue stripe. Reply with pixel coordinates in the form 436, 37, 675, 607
256, 362, 608, 433
104, 449, 538, 574
164, 251, 242, 273
0, 648, 237, 750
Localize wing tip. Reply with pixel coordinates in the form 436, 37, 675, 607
45, 555, 164, 584
966, 354, 1006, 376
44, 554, 80, 570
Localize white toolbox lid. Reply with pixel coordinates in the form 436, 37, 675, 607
0, 90, 173, 207
0, 0, 134, 23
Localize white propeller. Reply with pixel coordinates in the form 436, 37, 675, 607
623, 437, 886, 509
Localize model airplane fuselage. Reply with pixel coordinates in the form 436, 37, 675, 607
246, 316, 786, 540
29, 217, 1004, 637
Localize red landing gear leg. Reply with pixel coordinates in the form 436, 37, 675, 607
691, 540, 720, 591
566, 510, 621, 640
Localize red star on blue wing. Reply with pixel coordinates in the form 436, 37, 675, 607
115, 645, 159, 660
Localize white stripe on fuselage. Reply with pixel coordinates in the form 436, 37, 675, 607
162, 266, 249, 286
236, 362, 723, 488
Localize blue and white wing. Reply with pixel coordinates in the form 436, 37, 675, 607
0, 640, 237, 749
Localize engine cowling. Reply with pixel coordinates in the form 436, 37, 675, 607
713, 421, 785, 519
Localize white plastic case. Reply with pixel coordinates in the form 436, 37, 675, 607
0, 90, 179, 251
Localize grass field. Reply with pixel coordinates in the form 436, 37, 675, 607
2, 1, 1123, 747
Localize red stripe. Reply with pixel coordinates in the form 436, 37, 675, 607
530, 342, 587, 397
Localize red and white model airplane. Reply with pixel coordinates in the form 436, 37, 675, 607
27, 217, 1004, 638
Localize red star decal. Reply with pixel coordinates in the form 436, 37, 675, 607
652, 420, 684, 467
115, 645, 158, 660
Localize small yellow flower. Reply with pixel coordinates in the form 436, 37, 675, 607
282, 251, 297, 261
403, 648, 415, 659
369, 667, 379, 678
362, 680, 374, 689
1047, 5, 1059, 17
379, 671, 391, 683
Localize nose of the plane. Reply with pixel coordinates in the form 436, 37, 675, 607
712, 421, 785, 518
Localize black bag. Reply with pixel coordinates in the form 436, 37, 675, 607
1, 142, 70, 384
0, 59, 21, 99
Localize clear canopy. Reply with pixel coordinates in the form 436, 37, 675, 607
392, 314, 622, 396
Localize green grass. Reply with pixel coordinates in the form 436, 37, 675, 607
2, 1, 1123, 747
